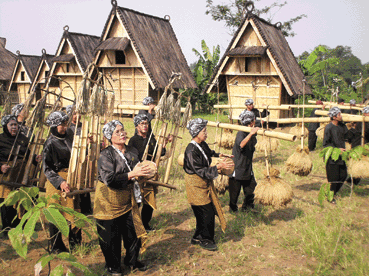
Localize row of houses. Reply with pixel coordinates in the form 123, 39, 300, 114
0, 1, 310, 119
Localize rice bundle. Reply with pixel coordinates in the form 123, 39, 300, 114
217, 129, 234, 149
214, 174, 229, 195
316, 123, 328, 139
255, 136, 280, 152
254, 168, 293, 208
177, 154, 234, 175
136, 160, 157, 181
285, 146, 313, 176
289, 124, 308, 138
347, 156, 369, 178
211, 157, 235, 175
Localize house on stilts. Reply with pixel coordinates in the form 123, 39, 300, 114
93, 0, 197, 113
205, 3, 312, 119
0, 37, 17, 103
30, 49, 55, 104
8, 51, 41, 104
45, 26, 100, 106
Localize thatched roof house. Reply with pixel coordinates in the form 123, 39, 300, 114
0, 38, 17, 90
94, 1, 197, 110
46, 26, 100, 106
8, 52, 41, 104
205, 4, 312, 119
31, 49, 55, 102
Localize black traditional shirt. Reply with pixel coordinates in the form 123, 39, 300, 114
183, 141, 219, 180
43, 128, 74, 188
128, 133, 166, 161
308, 108, 320, 131
0, 128, 30, 164
323, 122, 352, 165
98, 145, 139, 190
232, 131, 257, 180
250, 108, 269, 127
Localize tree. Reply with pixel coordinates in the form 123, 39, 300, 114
205, 0, 307, 37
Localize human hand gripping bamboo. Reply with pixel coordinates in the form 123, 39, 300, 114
60, 181, 70, 193
1, 164, 11, 174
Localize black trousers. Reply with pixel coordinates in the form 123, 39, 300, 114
191, 203, 215, 242
141, 204, 153, 229
96, 211, 141, 270
326, 162, 347, 195
228, 177, 257, 211
49, 224, 82, 252
0, 198, 20, 233
308, 130, 318, 151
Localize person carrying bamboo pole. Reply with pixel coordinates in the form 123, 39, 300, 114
183, 118, 233, 251
0, 115, 41, 235
135, 97, 156, 135
229, 110, 259, 212
244, 99, 268, 127
94, 120, 150, 274
342, 99, 359, 115
308, 100, 324, 151
128, 114, 171, 231
323, 107, 353, 204
43, 111, 91, 252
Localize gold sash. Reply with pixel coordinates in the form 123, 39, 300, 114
185, 173, 226, 233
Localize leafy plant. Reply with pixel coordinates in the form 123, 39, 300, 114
0, 187, 97, 276
318, 182, 334, 206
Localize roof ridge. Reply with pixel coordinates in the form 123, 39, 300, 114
67, 31, 100, 39
118, 6, 169, 22
18, 54, 42, 59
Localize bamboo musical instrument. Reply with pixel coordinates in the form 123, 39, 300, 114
206, 121, 297, 142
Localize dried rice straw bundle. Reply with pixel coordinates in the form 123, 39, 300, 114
172, 98, 182, 125
89, 73, 103, 114
254, 168, 293, 208
255, 136, 280, 152
285, 146, 313, 176
347, 156, 369, 178
156, 90, 168, 120
2, 93, 12, 115
21, 91, 36, 120
181, 101, 192, 128
105, 92, 115, 117
214, 174, 229, 195
26, 94, 47, 128
75, 69, 92, 114
289, 124, 308, 138
316, 123, 328, 139
217, 129, 234, 149
165, 92, 175, 121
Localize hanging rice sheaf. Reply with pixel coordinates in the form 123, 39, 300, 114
217, 129, 235, 149
316, 123, 328, 139
285, 146, 313, 176
347, 156, 369, 178
255, 136, 280, 152
214, 174, 229, 195
289, 124, 308, 138
254, 167, 293, 208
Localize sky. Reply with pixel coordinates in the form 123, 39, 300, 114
0, 0, 368, 66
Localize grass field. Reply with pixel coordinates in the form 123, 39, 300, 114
0, 113, 368, 275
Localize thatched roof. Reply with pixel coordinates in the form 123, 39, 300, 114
55, 29, 100, 72
96, 37, 130, 51
99, 5, 197, 90
227, 46, 268, 57
32, 50, 55, 89
206, 13, 311, 96
0, 38, 16, 81
18, 54, 42, 82
52, 54, 75, 63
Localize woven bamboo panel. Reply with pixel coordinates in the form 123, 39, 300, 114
108, 17, 127, 38
238, 25, 262, 47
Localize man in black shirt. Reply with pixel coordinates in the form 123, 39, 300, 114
135, 97, 156, 135
244, 99, 268, 127
229, 110, 259, 212
128, 114, 171, 231
323, 107, 353, 203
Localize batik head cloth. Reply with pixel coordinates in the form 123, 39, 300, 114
142, 97, 154, 106
239, 110, 255, 126
187, 118, 208, 138
363, 106, 369, 114
102, 120, 124, 141
134, 114, 149, 127
46, 111, 69, 127
244, 99, 254, 106
328, 107, 341, 118
1, 115, 17, 126
11, 103, 24, 117
66, 105, 74, 116
349, 99, 356, 105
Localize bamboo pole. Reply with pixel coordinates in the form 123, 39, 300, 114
206, 121, 297, 142
163, 124, 180, 184
268, 117, 331, 124
308, 100, 364, 109
154, 123, 168, 168
362, 116, 366, 146
213, 104, 290, 110
117, 104, 186, 113
314, 110, 369, 122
